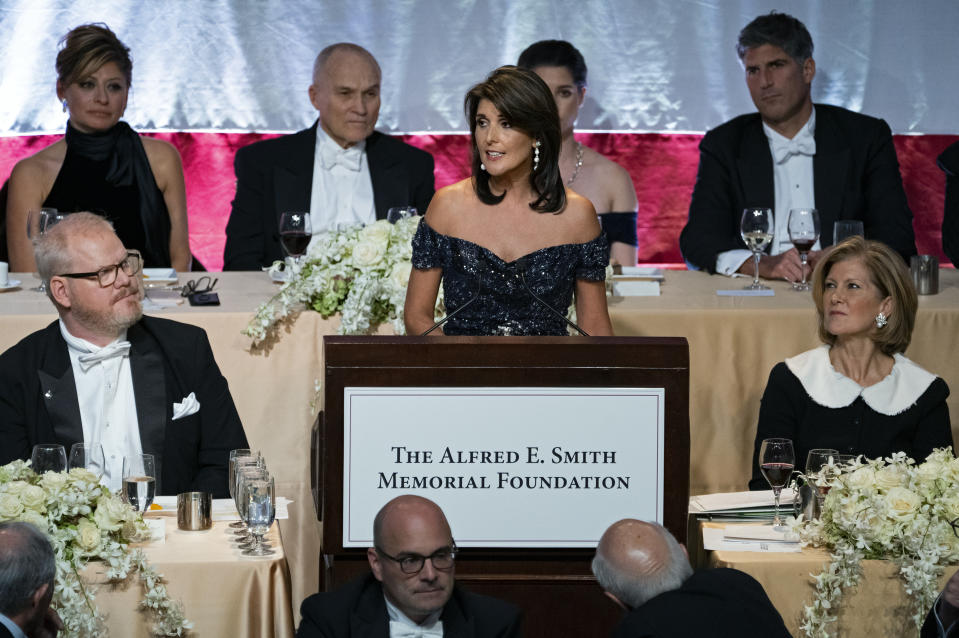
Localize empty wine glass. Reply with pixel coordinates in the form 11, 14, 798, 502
26, 208, 63, 293
279, 211, 312, 269
740, 208, 773, 290
833, 220, 864, 245
68, 442, 106, 478
759, 438, 795, 530
229, 449, 256, 529
233, 458, 266, 537
386, 206, 417, 224
122, 454, 157, 513
805, 448, 839, 517
788, 208, 820, 291
241, 475, 276, 557
31, 444, 67, 474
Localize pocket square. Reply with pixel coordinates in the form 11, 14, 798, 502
172, 392, 200, 420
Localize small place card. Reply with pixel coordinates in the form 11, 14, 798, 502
613, 280, 661, 296
716, 289, 775, 297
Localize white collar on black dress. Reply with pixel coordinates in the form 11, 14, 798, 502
785, 345, 936, 416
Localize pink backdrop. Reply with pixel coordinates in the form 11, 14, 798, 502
1, 132, 955, 271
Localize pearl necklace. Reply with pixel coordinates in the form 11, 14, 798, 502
566, 142, 584, 186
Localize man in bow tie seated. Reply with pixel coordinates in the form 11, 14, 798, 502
296, 495, 521, 638
592, 519, 790, 638
679, 11, 916, 280
223, 42, 435, 270
0, 213, 248, 497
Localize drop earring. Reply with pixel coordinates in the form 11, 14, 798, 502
875, 312, 887, 328
532, 140, 541, 171
480, 163, 486, 171
62, 99, 67, 113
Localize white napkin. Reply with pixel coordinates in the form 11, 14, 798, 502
172, 392, 200, 420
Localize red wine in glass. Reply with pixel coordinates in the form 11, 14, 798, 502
281, 232, 311, 258
759, 437, 795, 530
792, 239, 816, 253
760, 462, 794, 488
278, 212, 312, 264
787, 208, 820, 291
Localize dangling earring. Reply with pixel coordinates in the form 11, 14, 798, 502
61, 99, 67, 113
532, 140, 541, 171
875, 312, 887, 328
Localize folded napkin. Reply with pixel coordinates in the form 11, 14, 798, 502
172, 392, 200, 420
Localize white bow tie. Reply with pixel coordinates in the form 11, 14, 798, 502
77, 341, 131, 371
389, 620, 443, 638
771, 134, 816, 164
320, 143, 363, 171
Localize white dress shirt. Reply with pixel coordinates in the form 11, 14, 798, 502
716, 107, 820, 275
60, 320, 142, 491
385, 595, 443, 638
308, 125, 376, 247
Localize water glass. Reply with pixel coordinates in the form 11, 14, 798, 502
241, 475, 276, 557
122, 454, 157, 513
68, 442, 106, 478
31, 444, 67, 474
833, 220, 864, 245
228, 449, 256, 528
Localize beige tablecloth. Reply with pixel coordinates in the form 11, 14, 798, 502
696, 521, 956, 637
84, 520, 294, 637
2, 269, 957, 617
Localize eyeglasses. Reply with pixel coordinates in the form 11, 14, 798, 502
57, 251, 142, 287
375, 544, 457, 574
181, 276, 218, 298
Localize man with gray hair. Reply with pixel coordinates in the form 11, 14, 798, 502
0, 522, 62, 638
680, 11, 915, 279
0, 213, 248, 497
592, 519, 789, 637
224, 42, 435, 270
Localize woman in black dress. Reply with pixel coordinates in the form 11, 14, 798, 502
6, 23, 190, 271
749, 237, 952, 489
404, 66, 613, 337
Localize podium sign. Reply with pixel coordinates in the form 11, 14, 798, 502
343, 386, 665, 548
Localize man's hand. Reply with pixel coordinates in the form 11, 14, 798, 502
737, 248, 804, 281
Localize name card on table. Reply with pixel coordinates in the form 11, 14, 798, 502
343, 387, 665, 548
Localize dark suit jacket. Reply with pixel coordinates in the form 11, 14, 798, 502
0, 316, 248, 498
922, 595, 959, 637
679, 104, 917, 273
224, 122, 435, 270
0, 617, 15, 638
610, 568, 790, 638
939, 141, 959, 267
296, 573, 522, 638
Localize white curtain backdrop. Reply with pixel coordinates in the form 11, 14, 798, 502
0, 0, 955, 135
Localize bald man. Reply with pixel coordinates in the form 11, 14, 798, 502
296, 495, 521, 638
592, 519, 789, 637
224, 43, 435, 270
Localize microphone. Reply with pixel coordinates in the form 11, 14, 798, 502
515, 258, 590, 336
420, 254, 484, 336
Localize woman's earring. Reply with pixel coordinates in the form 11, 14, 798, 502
533, 140, 541, 171
875, 312, 888, 328
61, 99, 67, 113
480, 163, 486, 171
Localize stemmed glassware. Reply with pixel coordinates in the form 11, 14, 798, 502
386, 206, 417, 224
740, 208, 774, 290
122, 454, 157, 513
759, 438, 795, 530
805, 448, 839, 518
279, 211, 312, 271
68, 443, 106, 478
241, 475, 276, 557
26, 208, 65, 293
788, 208, 820, 291
833, 220, 863, 245
229, 449, 257, 529
31, 444, 67, 474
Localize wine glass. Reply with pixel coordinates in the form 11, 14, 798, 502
236, 467, 271, 549
241, 475, 276, 557
68, 442, 106, 478
833, 220, 864, 245
26, 208, 63, 293
233, 458, 266, 536
122, 454, 157, 513
228, 449, 256, 529
386, 206, 417, 224
759, 438, 795, 530
30, 444, 67, 474
788, 208, 820, 291
279, 211, 312, 269
805, 448, 839, 517
740, 208, 773, 290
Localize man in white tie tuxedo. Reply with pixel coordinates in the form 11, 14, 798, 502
224, 42, 435, 270
679, 11, 916, 278
0, 213, 249, 497
296, 495, 521, 638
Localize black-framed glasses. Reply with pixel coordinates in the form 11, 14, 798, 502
56, 251, 142, 287
375, 544, 457, 574
181, 276, 218, 298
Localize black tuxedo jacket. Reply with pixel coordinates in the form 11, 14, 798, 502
0, 618, 14, 638
939, 141, 959, 267
0, 316, 248, 497
922, 594, 959, 637
679, 104, 917, 273
610, 568, 790, 638
296, 573, 522, 638
223, 122, 435, 270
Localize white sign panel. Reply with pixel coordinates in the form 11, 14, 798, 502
343, 387, 665, 548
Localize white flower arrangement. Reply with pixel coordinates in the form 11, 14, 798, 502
244, 217, 443, 343
0, 460, 190, 637
794, 448, 959, 637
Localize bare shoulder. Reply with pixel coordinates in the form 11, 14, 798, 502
424, 178, 474, 234
584, 147, 637, 208
142, 136, 182, 169
562, 190, 602, 242
11, 140, 66, 179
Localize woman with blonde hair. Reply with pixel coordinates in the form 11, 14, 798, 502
748, 236, 952, 488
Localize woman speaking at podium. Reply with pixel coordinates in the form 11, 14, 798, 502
404, 66, 613, 337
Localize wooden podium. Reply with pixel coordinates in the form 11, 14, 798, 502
314, 335, 689, 637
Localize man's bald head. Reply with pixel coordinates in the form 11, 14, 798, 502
372, 494, 451, 547
591, 519, 692, 610
312, 43, 380, 85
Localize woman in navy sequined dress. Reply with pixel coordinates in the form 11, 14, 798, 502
404, 66, 613, 336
